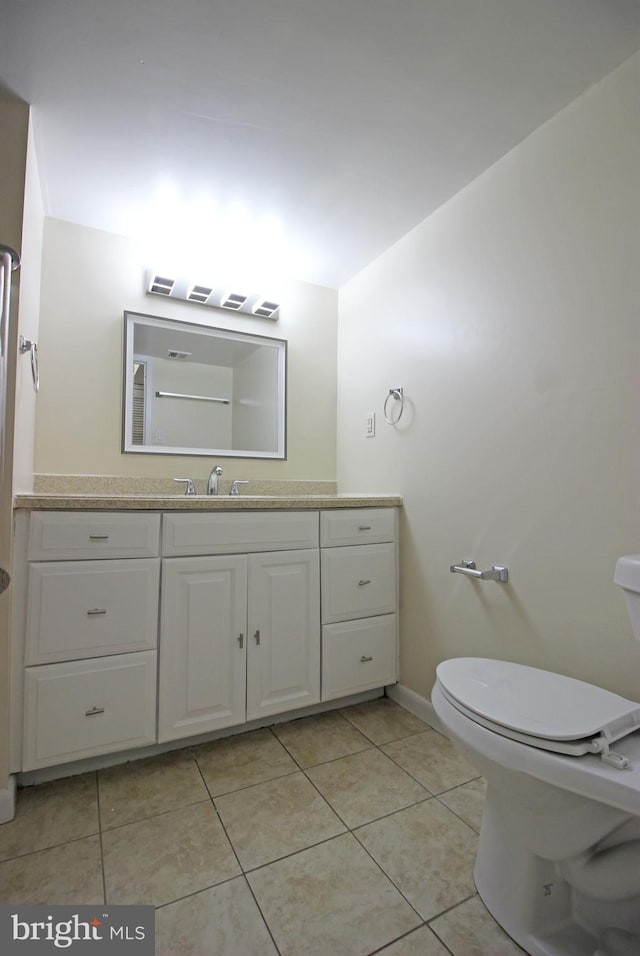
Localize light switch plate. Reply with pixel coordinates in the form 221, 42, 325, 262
366, 412, 375, 438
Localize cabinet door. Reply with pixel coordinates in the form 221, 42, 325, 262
158, 556, 247, 742
247, 549, 320, 721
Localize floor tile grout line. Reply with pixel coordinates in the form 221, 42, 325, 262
299, 762, 356, 832
376, 737, 483, 797
94, 770, 109, 905
433, 774, 483, 795
348, 824, 426, 926
268, 715, 433, 773
0, 827, 102, 866
151, 869, 285, 955
242, 872, 284, 956
195, 763, 301, 801
287, 742, 375, 771
424, 890, 479, 924
425, 891, 481, 956
309, 739, 435, 801
98, 794, 214, 835
239, 829, 354, 878
365, 923, 458, 956
191, 756, 245, 880
433, 794, 482, 835
301, 757, 435, 833
267, 717, 373, 770
152, 872, 241, 911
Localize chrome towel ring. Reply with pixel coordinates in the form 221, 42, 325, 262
383, 387, 404, 425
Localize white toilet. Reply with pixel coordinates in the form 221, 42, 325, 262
431, 555, 640, 956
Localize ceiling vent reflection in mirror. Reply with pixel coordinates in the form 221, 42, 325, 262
145, 270, 280, 319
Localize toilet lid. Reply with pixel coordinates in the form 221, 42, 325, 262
436, 658, 640, 743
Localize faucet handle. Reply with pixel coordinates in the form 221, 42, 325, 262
174, 478, 196, 496
230, 480, 249, 496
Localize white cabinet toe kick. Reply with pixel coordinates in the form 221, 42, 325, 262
11, 507, 398, 776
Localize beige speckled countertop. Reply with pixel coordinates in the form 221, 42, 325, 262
13, 493, 402, 512
14, 475, 402, 511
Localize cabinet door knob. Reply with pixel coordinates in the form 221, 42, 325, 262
254, 629, 261, 645
88, 534, 109, 541
87, 608, 107, 616
360, 655, 373, 663
358, 525, 372, 531
358, 579, 371, 587
237, 633, 244, 648
85, 706, 105, 717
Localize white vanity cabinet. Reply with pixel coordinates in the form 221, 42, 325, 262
320, 508, 398, 700
21, 512, 160, 771
14, 502, 398, 776
158, 512, 320, 742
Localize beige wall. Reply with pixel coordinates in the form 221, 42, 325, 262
337, 54, 640, 702
13, 113, 44, 494
35, 219, 338, 481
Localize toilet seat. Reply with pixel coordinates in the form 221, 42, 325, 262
436, 658, 640, 769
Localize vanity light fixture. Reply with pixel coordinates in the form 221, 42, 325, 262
145, 270, 281, 320
220, 291, 248, 311
253, 298, 280, 319
149, 274, 175, 295
187, 284, 213, 304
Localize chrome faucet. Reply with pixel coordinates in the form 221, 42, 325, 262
207, 465, 223, 495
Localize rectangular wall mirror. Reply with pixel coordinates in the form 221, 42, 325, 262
122, 311, 287, 458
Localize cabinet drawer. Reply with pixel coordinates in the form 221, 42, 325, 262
320, 508, 396, 547
321, 543, 396, 623
23, 651, 157, 770
28, 512, 161, 560
25, 559, 160, 665
322, 615, 396, 700
162, 511, 319, 556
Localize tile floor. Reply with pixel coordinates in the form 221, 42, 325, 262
0, 697, 525, 955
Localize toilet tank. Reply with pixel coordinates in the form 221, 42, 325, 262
614, 555, 640, 640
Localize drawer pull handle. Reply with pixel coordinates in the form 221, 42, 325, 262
360, 655, 373, 663
85, 706, 105, 717
358, 579, 371, 587
358, 525, 372, 531
89, 534, 109, 541
238, 633, 244, 648
87, 608, 107, 616
254, 629, 261, 645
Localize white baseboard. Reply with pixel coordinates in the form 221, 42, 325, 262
0, 775, 16, 823
386, 682, 445, 735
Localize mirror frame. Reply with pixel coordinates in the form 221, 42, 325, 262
122, 310, 287, 459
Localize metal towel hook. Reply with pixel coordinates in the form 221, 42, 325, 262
19, 334, 39, 393
383, 387, 404, 425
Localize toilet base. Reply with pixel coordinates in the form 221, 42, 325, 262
476, 789, 602, 956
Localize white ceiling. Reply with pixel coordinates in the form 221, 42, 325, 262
1, 0, 639, 289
